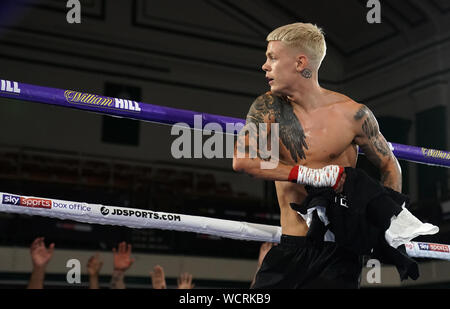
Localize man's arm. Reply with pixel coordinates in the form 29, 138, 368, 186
353, 105, 402, 192
232, 93, 294, 180
233, 93, 346, 189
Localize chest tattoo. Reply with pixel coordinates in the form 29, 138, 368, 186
272, 96, 309, 162
246, 94, 309, 163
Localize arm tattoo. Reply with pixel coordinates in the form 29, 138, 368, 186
362, 118, 390, 156
354, 105, 402, 191
237, 94, 308, 163
354, 105, 390, 168
354, 107, 366, 121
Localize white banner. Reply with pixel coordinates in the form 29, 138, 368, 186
1, 191, 450, 261
0, 192, 282, 243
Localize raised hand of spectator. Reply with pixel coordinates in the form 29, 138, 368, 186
150, 265, 167, 289
177, 272, 195, 289
30, 237, 55, 268
113, 241, 135, 271
111, 241, 134, 289
27, 237, 55, 289
87, 253, 103, 276
87, 253, 103, 289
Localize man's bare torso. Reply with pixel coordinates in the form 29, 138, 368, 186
274, 90, 360, 236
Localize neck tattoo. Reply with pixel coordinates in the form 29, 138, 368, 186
301, 69, 312, 79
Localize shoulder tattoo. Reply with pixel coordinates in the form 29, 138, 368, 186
244, 94, 308, 162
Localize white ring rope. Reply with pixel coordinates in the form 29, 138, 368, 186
0, 192, 281, 243
1, 191, 449, 261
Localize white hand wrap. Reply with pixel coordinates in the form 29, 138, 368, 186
290, 165, 344, 189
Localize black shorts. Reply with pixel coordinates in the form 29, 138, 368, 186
252, 235, 362, 289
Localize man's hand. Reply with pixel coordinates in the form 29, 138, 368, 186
87, 253, 103, 289
150, 265, 167, 289
288, 165, 344, 190
30, 237, 54, 269
27, 237, 54, 289
111, 242, 134, 289
87, 253, 103, 277
112, 241, 135, 271
177, 272, 195, 289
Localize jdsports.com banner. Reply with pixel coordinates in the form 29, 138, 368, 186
0, 192, 282, 243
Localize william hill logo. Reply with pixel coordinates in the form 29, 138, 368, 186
1, 80, 21, 94
64, 90, 141, 113
421, 148, 450, 161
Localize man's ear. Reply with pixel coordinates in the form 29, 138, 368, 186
295, 55, 308, 72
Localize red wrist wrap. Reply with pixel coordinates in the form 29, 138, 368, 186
288, 166, 299, 183
331, 166, 345, 190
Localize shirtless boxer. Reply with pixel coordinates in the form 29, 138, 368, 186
233, 23, 403, 288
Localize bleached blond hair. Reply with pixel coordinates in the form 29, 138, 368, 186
267, 23, 327, 70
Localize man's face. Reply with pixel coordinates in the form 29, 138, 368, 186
262, 41, 299, 96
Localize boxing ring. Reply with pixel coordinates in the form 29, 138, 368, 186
1, 79, 450, 261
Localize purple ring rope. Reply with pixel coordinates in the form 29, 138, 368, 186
1, 78, 449, 168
